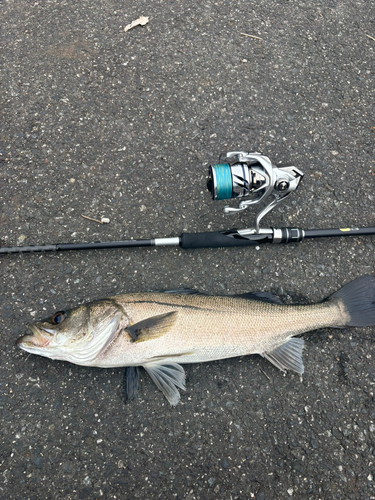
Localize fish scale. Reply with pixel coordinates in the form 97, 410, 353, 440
99, 294, 346, 367
17, 275, 375, 406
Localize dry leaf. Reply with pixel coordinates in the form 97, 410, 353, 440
124, 16, 149, 32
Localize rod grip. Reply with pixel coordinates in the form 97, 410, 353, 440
180, 231, 272, 249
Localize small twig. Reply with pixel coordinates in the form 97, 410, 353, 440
177, 49, 186, 55
124, 16, 149, 33
366, 34, 375, 42
81, 214, 103, 224
240, 33, 263, 41
259, 367, 270, 381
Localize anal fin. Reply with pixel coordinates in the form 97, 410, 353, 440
263, 338, 305, 374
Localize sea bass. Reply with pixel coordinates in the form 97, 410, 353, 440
17, 275, 375, 405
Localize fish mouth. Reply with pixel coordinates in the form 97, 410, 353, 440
16, 325, 54, 349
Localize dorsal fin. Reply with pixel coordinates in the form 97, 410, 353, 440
234, 292, 283, 304
161, 289, 205, 295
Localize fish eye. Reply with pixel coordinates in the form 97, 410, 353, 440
51, 311, 67, 325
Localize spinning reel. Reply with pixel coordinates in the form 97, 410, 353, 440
2, 149, 372, 255
207, 152, 304, 233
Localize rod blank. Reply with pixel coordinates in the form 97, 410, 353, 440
1, 226, 375, 254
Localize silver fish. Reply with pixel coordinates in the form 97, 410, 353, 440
17, 275, 375, 405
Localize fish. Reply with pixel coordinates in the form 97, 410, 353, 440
16, 275, 375, 406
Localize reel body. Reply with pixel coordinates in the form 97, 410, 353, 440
207, 152, 304, 232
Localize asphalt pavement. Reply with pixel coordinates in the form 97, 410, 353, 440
1, 1, 375, 499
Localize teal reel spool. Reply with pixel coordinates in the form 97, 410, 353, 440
209, 163, 233, 200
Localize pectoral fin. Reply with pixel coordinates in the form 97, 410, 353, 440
126, 311, 178, 343
143, 361, 186, 406
263, 338, 305, 374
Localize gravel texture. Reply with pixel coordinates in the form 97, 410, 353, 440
1, 1, 375, 499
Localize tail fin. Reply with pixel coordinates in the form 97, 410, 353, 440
329, 275, 375, 327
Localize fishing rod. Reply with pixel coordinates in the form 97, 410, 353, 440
1, 151, 374, 254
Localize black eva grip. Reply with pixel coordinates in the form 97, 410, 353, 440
180, 231, 270, 249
